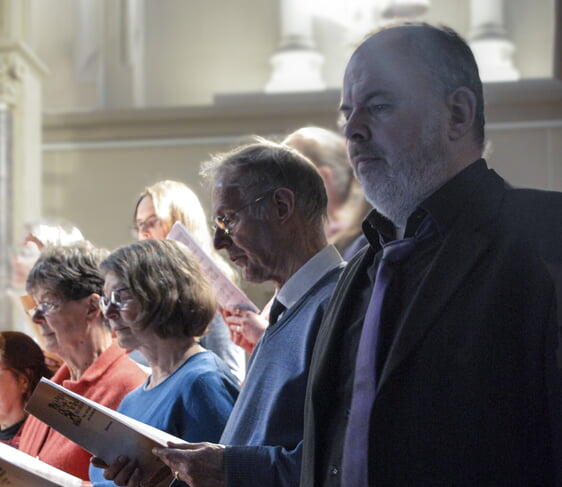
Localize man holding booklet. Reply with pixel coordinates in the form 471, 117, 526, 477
102, 139, 345, 487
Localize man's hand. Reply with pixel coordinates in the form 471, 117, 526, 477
90, 455, 172, 487
152, 442, 225, 487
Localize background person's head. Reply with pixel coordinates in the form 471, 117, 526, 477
25, 241, 109, 360
100, 239, 216, 351
283, 127, 352, 221
11, 218, 84, 290
342, 22, 484, 228
132, 179, 237, 283
283, 126, 372, 253
201, 139, 328, 287
133, 180, 209, 244
0, 331, 53, 426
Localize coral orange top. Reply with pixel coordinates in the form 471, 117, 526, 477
19, 341, 147, 480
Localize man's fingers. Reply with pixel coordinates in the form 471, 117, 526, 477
90, 456, 109, 469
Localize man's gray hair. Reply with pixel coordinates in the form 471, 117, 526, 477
201, 138, 328, 226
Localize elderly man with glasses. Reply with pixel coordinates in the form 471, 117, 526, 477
102, 139, 345, 487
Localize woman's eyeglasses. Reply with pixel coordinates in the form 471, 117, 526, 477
131, 216, 161, 237
24, 298, 64, 318
99, 287, 134, 313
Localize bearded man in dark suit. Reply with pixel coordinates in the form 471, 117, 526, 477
301, 22, 562, 487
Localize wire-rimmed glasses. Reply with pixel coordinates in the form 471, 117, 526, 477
24, 298, 64, 318
99, 287, 134, 314
213, 191, 274, 236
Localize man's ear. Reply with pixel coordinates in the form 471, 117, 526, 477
447, 86, 477, 141
272, 188, 296, 223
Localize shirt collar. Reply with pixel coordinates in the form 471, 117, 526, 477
275, 244, 343, 311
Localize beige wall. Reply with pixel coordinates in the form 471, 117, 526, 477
29, 0, 557, 111
26, 0, 562, 307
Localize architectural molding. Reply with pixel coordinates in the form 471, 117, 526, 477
43, 79, 562, 144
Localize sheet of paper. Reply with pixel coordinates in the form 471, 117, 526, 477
25, 378, 183, 480
0, 442, 82, 487
167, 221, 258, 312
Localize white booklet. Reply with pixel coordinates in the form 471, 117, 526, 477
25, 378, 183, 481
167, 221, 258, 312
0, 441, 82, 487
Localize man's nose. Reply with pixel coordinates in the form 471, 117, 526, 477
213, 227, 232, 250
343, 109, 370, 142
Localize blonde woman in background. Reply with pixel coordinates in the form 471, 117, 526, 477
132, 180, 246, 383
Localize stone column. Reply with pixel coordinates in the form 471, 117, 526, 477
0, 102, 11, 328
468, 0, 519, 81
379, 0, 430, 19
265, 0, 325, 92
99, 0, 146, 108
0, 0, 47, 330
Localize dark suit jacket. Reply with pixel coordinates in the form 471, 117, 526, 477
301, 165, 562, 487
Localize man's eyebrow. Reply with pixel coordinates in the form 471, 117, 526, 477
339, 90, 393, 111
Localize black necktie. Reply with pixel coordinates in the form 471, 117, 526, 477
269, 298, 286, 325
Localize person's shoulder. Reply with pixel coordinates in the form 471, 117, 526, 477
317, 261, 347, 288
111, 352, 150, 381
181, 352, 239, 399
501, 187, 562, 233
174, 351, 229, 383
505, 186, 562, 208
116, 383, 145, 411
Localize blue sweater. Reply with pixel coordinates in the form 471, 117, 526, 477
89, 351, 239, 486
220, 264, 344, 487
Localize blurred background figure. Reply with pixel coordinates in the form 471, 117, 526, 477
91, 238, 239, 487
0, 331, 54, 449
11, 218, 84, 290
18, 241, 147, 481
6, 218, 84, 341
283, 127, 371, 260
132, 180, 246, 382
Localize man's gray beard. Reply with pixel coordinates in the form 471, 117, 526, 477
358, 142, 450, 229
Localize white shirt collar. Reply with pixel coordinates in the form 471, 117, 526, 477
275, 244, 343, 313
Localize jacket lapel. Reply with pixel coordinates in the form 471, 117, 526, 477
377, 169, 507, 393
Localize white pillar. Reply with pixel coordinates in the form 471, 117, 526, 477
93, 0, 145, 108
345, 1, 383, 50
469, 0, 519, 82
380, 0, 430, 19
0, 102, 12, 329
265, 0, 325, 93
0, 0, 47, 330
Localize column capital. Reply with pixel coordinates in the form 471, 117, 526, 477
0, 41, 47, 107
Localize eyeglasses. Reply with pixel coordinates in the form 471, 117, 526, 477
25, 298, 64, 318
132, 216, 161, 236
99, 287, 134, 314
213, 192, 272, 236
